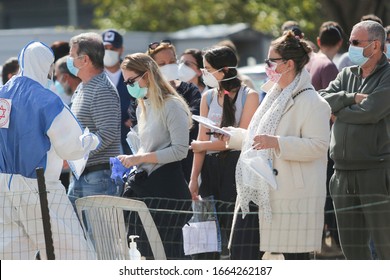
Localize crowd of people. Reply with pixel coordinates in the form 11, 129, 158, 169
0, 13, 389, 260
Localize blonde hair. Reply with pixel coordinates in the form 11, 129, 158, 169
121, 53, 192, 130
147, 41, 176, 58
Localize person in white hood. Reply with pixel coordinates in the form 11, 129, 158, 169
0, 41, 98, 259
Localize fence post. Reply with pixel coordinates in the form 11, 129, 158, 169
36, 167, 55, 260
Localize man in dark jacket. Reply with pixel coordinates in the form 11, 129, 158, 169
319, 20, 390, 260
102, 29, 135, 155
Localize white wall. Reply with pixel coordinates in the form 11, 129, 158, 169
0, 28, 168, 65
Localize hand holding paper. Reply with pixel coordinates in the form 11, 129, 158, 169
80, 127, 100, 152
67, 127, 100, 180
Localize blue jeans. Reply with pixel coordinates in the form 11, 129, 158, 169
67, 169, 123, 211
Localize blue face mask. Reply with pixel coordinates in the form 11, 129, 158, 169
126, 81, 148, 99
348, 42, 373, 66
46, 79, 53, 89
385, 43, 390, 60
54, 80, 65, 95
66, 56, 79, 76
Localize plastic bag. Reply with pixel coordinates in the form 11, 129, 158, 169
182, 196, 222, 255
126, 127, 140, 155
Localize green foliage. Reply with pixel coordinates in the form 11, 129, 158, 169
86, 0, 324, 40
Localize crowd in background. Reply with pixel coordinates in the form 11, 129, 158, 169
1, 13, 390, 260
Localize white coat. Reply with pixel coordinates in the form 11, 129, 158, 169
229, 69, 331, 253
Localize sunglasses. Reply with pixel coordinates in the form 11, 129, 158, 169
148, 40, 172, 51
348, 39, 373, 46
264, 58, 285, 67
124, 73, 145, 87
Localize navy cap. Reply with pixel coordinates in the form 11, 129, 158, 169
291, 27, 303, 38
102, 29, 123, 48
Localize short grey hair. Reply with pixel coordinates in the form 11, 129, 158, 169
69, 32, 105, 69
354, 20, 386, 51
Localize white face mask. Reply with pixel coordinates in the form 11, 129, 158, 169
159, 63, 179, 81
104, 49, 120, 67
202, 69, 219, 88
202, 67, 237, 89
178, 63, 197, 82
240, 155, 278, 190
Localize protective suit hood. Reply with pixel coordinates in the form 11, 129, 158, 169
18, 41, 54, 87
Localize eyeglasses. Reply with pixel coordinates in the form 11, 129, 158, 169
348, 39, 373, 46
265, 58, 285, 67
148, 40, 172, 51
69, 54, 85, 60
179, 60, 198, 68
124, 73, 145, 87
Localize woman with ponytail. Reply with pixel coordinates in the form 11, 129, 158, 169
188, 45, 259, 259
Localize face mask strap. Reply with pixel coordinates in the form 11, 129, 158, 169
217, 66, 238, 82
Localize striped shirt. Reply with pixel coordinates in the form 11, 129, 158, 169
71, 72, 121, 167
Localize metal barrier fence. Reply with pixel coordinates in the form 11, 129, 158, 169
1, 191, 389, 260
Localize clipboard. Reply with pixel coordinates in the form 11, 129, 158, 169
192, 115, 232, 136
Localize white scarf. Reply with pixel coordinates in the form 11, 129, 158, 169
235, 73, 301, 222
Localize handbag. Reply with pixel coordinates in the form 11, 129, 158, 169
182, 196, 222, 255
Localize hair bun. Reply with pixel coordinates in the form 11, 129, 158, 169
300, 40, 312, 54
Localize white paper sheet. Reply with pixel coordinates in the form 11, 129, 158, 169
192, 115, 232, 136
182, 221, 219, 255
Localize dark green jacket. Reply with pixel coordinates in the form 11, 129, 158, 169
319, 54, 390, 170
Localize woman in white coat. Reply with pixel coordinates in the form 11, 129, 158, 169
225, 31, 331, 260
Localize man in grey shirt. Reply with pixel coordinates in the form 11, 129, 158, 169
66, 32, 122, 209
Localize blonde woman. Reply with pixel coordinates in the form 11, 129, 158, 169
118, 53, 192, 259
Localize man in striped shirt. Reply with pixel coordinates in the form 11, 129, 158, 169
66, 32, 122, 209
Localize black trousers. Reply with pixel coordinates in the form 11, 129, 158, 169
193, 151, 240, 260
123, 161, 192, 259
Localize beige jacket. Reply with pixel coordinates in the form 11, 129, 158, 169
229, 70, 331, 253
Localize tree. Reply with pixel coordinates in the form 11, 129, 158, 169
319, 0, 390, 34
86, 0, 390, 46
86, 0, 323, 39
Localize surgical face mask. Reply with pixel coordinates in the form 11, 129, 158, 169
348, 42, 373, 66
46, 79, 53, 89
386, 43, 390, 59
265, 61, 284, 83
178, 63, 197, 82
104, 49, 120, 67
54, 80, 65, 95
126, 81, 148, 99
159, 63, 179, 81
66, 56, 80, 76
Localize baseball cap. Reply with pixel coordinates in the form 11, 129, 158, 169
102, 29, 123, 48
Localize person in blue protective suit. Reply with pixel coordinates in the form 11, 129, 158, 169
0, 41, 98, 260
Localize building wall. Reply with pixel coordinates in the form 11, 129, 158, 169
0, 0, 95, 29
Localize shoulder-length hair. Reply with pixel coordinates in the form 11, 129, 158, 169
121, 53, 192, 129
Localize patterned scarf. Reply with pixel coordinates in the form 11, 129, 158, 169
235, 73, 301, 222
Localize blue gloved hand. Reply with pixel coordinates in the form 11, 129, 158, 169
110, 157, 132, 184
